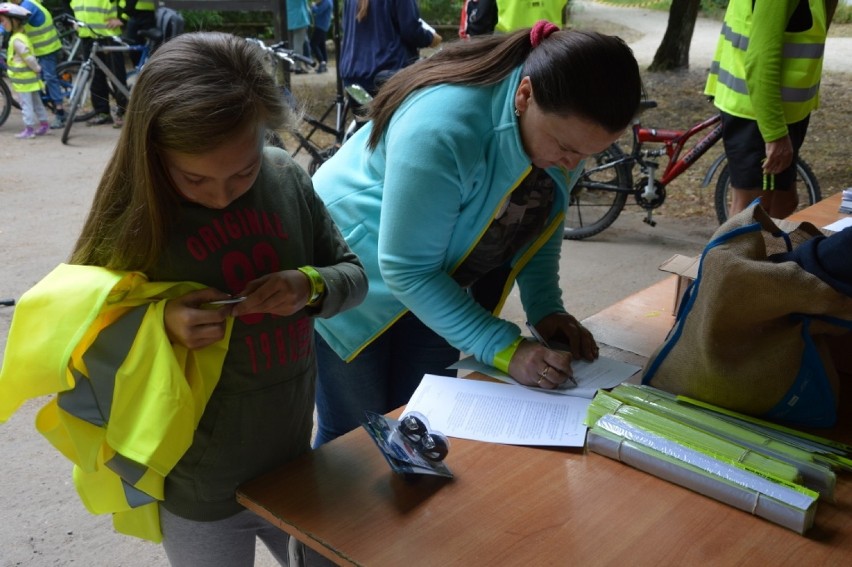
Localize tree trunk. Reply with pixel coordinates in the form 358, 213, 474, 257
648, 0, 702, 72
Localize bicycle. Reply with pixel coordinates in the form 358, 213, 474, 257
60, 18, 157, 144
247, 38, 368, 175
0, 47, 79, 127
564, 100, 821, 240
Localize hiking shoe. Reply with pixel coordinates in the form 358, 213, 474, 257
87, 113, 113, 126
15, 127, 36, 139
49, 114, 66, 129
35, 122, 50, 136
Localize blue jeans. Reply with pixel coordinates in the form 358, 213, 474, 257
38, 51, 62, 108
314, 311, 459, 447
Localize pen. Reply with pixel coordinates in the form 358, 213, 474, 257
525, 321, 578, 386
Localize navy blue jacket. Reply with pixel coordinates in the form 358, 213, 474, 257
338, 0, 434, 94
772, 226, 852, 297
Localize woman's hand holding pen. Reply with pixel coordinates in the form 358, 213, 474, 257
533, 312, 599, 362
508, 340, 574, 389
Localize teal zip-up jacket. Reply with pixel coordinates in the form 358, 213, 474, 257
313, 67, 582, 367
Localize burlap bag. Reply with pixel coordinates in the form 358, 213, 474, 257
642, 204, 852, 427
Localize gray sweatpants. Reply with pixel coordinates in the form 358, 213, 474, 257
160, 506, 336, 567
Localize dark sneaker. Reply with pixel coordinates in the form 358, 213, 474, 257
317, 62, 328, 74
87, 113, 113, 126
49, 114, 66, 129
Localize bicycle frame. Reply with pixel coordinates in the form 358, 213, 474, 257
637, 113, 723, 187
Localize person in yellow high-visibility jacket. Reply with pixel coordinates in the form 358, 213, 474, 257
705, 0, 828, 219
495, 0, 566, 33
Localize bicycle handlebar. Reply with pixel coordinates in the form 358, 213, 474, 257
245, 37, 316, 68
63, 17, 139, 48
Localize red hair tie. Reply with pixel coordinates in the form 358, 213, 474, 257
530, 20, 559, 48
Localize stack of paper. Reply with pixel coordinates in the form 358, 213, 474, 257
840, 188, 852, 214
585, 385, 851, 534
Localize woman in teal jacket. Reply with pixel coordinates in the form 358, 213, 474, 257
312, 22, 643, 445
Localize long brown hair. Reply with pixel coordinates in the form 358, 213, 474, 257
367, 28, 642, 149
71, 32, 291, 272
356, 0, 369, 21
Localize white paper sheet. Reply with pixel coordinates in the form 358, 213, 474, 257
824, 217, 852, 232
448, 355, 641, 398
403, 374, 591, 447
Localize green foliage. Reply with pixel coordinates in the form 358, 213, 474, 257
420, 0, 464, 26
700, 0, 729, 19
834, 4, 852, 24
181, 11, 274, 39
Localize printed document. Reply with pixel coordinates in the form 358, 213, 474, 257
448, 355, 640, 398
403, 374, 591, 447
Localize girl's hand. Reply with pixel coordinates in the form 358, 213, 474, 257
164, 288, 232, 350
508, 339, 574, 389
230, 270, 312, 318
533, 312, 599, 362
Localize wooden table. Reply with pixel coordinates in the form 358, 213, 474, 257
238, 193, 852, 566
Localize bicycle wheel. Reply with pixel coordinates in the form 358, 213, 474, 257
564, 143, 632, 240
62, 63, 93, 144
0, 77, 12, 128
714, 158, 822, 224
56, 61, 96, 123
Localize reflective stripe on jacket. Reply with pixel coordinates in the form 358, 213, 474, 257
71, 0, 121, 38
22, 0, 62, 56
0, 264, 232, 542
6, 33, 43, 93
705, 0, 826, 141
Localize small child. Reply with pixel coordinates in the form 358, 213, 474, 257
10, 0, 67, 128
0, 2, 49, 138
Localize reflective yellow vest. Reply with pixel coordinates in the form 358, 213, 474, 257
119, 0, 156, 12
0, 264, 232, 542
23, 0, 62, 56
495, 0, 565, 33
705, 0, 826, 142
71, 0, 121, 38
6, 32, 43, 93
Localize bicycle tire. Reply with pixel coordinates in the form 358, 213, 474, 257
62, 63, 93, 144
56, 61, 96, 123
714, 158, 821, 224
0, 77, 11, 128
564, 143, 632, 240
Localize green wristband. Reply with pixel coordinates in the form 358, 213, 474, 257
297, 266, 325, 306
492, 336, 524, 374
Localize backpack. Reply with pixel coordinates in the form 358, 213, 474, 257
155, 7, 185, 45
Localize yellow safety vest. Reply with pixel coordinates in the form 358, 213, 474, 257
6, 32, 43, 93
705, 0, 826, 141
495, 0, 565, 33
119, 0, 156, 12
71, 0, 121, 38
23, 0, 62, 56
0, 264, 232, 542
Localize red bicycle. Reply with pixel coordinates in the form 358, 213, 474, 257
564, 100, 821, 240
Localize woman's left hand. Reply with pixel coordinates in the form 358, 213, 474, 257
533, 312, 599, 361
231, 270, 312, 317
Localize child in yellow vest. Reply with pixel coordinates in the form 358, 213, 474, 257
0, 2, 49, 138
